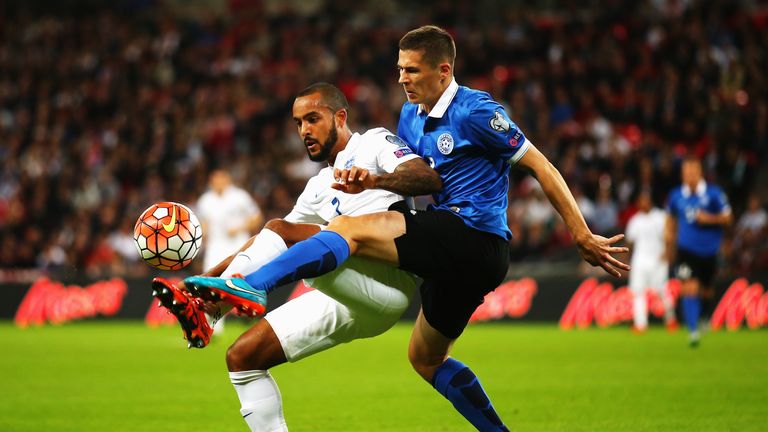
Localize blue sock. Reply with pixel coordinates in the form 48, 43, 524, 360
681, 296, 700, 333
243, 231, 350, 293
432, 358, 508, 432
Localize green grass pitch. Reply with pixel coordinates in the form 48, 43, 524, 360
1, 321, 766, 431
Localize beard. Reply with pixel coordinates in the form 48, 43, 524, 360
306, 126, 337, 162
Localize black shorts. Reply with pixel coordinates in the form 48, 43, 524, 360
674, 247, 717, 287
389, 202, 510, 339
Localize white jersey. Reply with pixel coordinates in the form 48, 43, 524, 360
263, 127, 421, 363
284, 127, 419, 224
197, 186, 261, 269
626, 208, 667, 268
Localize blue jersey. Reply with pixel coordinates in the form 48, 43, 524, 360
666, 180, 730, 256
397, 79, 530, 240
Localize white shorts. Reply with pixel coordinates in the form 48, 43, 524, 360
629, 260, 669, 295
264, 256, 419, 362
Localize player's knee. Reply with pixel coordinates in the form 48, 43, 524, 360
226, 338, 266, 372
680, 279, 699, 296
264, 218, 288, 235
407, 348, 443, 382
226, 341, 251, 372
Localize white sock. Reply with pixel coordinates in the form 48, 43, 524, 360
222, 229, 288, 278
229, 370, 287, 432
633, 290, 648, 329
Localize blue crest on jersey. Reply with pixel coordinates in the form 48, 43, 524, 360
343, 156, 356, 169
437, 133, 454, 155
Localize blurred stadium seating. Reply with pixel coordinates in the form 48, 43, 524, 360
1, 0, 767, 285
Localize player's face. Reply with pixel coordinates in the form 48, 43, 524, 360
397, 49, 449, 110
209, 170, 230, 193
292, 94, 339, 162
637, 193, 652, 212
681, 160, 702, 188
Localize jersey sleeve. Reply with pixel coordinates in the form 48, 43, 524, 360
195, 195, 210, 223
462, 99, 530, 165
396, 103, 417, 150
374, 132, 420, 173
712, 187, 731, 214
626, 217, 638, 242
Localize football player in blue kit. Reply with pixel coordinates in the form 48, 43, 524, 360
665, 156, 732, 346
186, 25, 630, 431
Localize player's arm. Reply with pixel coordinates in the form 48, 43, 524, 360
516, 144, 630, 277
697, 187, 733, 226
695, 209, 733, 225
332, 158, 441, 196
663, 214, 677, 262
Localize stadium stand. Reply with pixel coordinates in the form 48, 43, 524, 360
0, 0, 766, 280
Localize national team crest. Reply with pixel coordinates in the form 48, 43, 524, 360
437, 133, 454, 155
489, 111, 511, 133
343, 156, 356, 169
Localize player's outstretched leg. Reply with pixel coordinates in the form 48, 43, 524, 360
185, 230, 350, 314
184, 273, 267, 318
152, 277, 212, 348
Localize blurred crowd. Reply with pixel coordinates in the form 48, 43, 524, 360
0, 0, 766, 280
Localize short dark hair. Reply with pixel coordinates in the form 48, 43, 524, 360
296, 82, 350, 112
399, 25, 456, 68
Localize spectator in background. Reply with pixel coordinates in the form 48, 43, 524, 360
592, 187, 619, 236
0, 0, 765, 279
665, 157, 732, 347
732, 193, 768, 274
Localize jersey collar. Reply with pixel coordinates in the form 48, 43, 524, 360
681, 179, 707, 197
330, 132, 361, 167
418, 78, 458, 118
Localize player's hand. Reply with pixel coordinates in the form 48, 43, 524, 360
332, 166, 377, 194
575, 233, 631, 278
695, 210, 717, 225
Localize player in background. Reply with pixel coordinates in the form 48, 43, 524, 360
665, 156, 732, 347
625, 191, 677, 332
186, 26, 629, 431
197, 169, 263, 273
155, 82, 441, 431
196, 169, 263, 333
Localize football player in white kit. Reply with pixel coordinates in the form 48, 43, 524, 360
196, 169, 263, 333
197, 169, 263, 272
625, 191, 677, 331
153, 82, 441, 431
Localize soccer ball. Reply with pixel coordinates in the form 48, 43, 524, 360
133, 202, 203, 270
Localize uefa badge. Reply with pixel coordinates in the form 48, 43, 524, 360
437, 133, 454, 155
489, 111, 511, 133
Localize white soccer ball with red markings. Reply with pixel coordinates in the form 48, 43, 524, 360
133, 202, 203, 270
